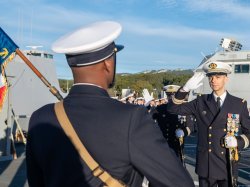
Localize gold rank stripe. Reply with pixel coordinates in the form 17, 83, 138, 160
172, 97, 185, 105
240, 134, 249, 149
186, 127, 191, 136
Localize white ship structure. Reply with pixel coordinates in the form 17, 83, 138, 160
0, 47, 66, 160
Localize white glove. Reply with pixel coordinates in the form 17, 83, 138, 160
142, 89, 154, 107
224, 135, 238, 148
183, 72, 205, 92
175, 129, 184, 138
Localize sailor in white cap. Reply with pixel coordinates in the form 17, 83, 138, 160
135, 97, 145, 105
167, 61, 250, 187
26, 21, 194, 187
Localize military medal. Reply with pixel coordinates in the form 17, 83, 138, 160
226, 113, 240, 161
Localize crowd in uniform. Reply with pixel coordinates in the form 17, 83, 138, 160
26, 20, 250, 187
116, 85, 196, 164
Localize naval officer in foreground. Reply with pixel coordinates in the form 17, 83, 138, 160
167, 61, 250, 187
26, 21, 194, 187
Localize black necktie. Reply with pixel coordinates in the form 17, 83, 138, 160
216, 97, 221, 112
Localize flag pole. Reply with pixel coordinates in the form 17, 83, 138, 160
15, 49, 63, 101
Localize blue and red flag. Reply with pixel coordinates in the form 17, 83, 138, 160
0, 27, 18, 111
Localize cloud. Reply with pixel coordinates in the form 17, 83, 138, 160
159, 0, 250, 20
122, 19, 234, 40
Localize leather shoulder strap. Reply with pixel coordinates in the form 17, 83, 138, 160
54, 101, 126, 187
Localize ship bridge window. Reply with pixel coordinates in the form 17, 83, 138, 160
28, 52, 41, 57
44, 53, 53, 59
234, 64, 249, 73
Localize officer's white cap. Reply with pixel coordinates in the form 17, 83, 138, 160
135, 97, 145, 101
202, 61, 232, 75
163, 85, 180, 93
120, 93, 135, 101
51, 21, 123, 66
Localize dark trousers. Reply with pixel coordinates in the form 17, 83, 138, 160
199, 177, 229, 187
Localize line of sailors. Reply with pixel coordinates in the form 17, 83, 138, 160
115, 85, 195, 164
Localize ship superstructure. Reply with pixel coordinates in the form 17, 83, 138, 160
0, 48, 66, 159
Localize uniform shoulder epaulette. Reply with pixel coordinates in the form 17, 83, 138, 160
242, 99, 246, 103
198, 93, 202, 97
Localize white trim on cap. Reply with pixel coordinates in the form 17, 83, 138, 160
75, 52, 114, 66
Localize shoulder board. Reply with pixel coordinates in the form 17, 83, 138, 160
198, 93, 202, 97
242, 99, 246, 103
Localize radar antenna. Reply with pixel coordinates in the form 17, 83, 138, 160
220, 38, 242, 52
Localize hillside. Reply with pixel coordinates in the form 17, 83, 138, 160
59, 69, 194, 98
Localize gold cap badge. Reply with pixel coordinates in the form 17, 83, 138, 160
209, 63, 217, 69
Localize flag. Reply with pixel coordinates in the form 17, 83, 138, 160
0, 27, 18, 66
0, 74, 7, 110
0, 27, 19, 111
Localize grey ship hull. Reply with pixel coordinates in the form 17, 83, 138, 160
0, 49, 66, 158
4, 50, 65, 131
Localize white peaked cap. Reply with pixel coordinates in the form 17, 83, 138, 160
52, 21, 122, 54
203, 61, 232, 75
51, 21, 123, 66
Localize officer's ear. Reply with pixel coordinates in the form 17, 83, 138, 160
103, 56, 114, 73
224, 75, 229, 83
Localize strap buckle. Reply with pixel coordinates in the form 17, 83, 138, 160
93, 166, 105, 177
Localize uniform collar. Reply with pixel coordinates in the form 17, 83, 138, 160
68, 84, 110, 97
73, 82, 103, 89
213, 91, 227, 106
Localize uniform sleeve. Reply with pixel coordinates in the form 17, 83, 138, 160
238, 101, 250, 150
128, 107, 194, 187
26, 112, 45, 187
167, 96, 198, 117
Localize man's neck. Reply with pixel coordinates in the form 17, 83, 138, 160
213, 89, 226, 97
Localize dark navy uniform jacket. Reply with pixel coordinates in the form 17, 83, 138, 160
26, 85, 194, 187
153, 104, 194, 157
167, 91, 250, 180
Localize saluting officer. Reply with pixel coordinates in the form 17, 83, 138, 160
167, 61, 250, 187
153, 85, 194, 161
26, 21, 194, 187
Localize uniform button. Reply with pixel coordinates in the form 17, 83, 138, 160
209, 134, 212, 137
221, 151, 224, 154
166, 129, 169, 131
223, 129, 227, 132
176, 125, 178, 127
209, 126, 212, 129
209, 142, 212, 144
209, 149, 212, 152
166, 133, 168, 136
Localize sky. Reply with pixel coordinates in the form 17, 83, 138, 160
1, 0, 250, 79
